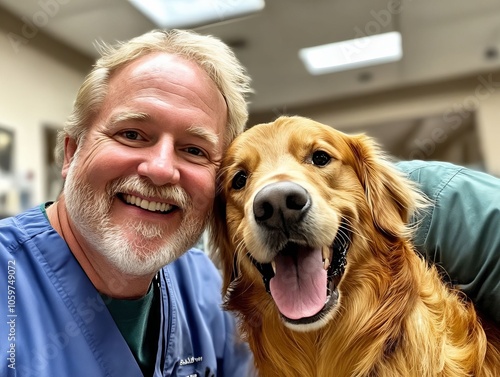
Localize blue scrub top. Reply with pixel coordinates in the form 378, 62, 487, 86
0, 206, 252, 376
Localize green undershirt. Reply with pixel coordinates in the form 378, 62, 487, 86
101, 282, 161, 377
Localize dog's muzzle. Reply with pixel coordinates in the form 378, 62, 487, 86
247, 218, 351, 295
233, 180, 352, 324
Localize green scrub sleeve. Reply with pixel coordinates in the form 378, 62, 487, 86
396, 160, 500, 325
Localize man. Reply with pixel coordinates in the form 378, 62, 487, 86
0, 29, 252, 376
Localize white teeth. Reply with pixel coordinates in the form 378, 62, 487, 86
271, 261, 276, 274
322, 245, 330, 260
322, 246, 332, 270
124, 194, 173, 213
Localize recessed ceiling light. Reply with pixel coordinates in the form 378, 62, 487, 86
299, 31, 403, 75
128, 0, 265, 29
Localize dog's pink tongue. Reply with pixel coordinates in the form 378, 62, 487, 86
269, 247, 327, 320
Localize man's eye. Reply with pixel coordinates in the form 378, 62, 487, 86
123, 130, 141, 140
185, 146, 205, 156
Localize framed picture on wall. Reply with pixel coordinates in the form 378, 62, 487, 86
0, 127, 14, 173
44, 125, 63, 201
0, 126, 14, 217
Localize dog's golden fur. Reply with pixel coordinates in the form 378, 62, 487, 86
210, 116, 500, 377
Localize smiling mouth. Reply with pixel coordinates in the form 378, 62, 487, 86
268, 242, 339, 323
248, 222, 351, 326
118, 193, 178, 214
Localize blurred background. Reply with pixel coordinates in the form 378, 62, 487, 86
1, 0, 499, 218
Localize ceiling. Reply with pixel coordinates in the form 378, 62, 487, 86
1, 0, 500, 115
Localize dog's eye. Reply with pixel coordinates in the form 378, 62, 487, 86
231, 171, 248, 190
312, 150, 331, 166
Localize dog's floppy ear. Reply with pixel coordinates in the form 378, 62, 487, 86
208, 188, 235, 295
346, 134, 423, 238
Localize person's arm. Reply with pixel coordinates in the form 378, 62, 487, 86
396, 160, 500, 325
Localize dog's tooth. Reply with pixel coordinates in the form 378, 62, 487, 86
322, 246, 332, 270
322, 245, 330, 260
323, 258, 330, 270
271, 261, 276, 274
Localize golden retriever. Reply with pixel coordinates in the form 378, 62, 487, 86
210, 116, 500, 377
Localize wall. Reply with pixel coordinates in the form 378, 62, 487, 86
0, 7, 92, 214
1, 6, 499, 217
477, 90, 500, 175
249, 71, 500, 176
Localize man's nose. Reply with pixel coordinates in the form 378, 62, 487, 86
137, 139, 180, 186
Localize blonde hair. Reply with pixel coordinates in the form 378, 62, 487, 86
55, 29, 252, 167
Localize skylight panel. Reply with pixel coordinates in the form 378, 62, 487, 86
129, 0, 265, 29
299, 31, 403, 75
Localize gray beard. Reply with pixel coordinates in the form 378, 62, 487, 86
63, 153, 208, 276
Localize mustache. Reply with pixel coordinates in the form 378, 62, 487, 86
106, 176, 190, 208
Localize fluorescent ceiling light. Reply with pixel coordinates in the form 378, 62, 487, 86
128, 0, 265, 29
299, 31, 403, 75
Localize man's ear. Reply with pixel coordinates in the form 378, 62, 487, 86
61, 137, 77, 179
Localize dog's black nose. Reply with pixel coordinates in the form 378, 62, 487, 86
253, 181, 310, 229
